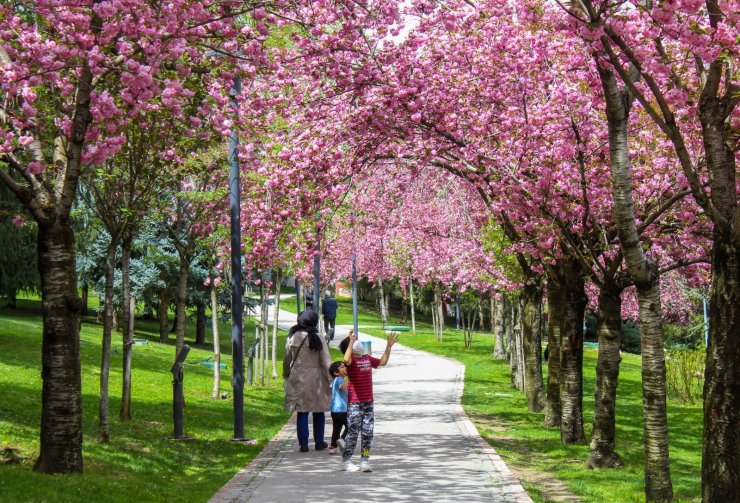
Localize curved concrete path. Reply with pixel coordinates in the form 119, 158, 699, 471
210, 306, 532, 503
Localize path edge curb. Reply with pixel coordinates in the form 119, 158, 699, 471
451, 363, 534, 503
208, 414, 297, 503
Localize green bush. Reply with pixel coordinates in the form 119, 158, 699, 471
621, 320, 641, 354
666, 347, 705, 404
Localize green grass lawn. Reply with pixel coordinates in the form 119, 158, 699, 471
0, 293, 703, 502
0, 296, 292, 503
327, 296, 702, 503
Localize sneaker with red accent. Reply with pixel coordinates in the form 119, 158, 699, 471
328, 447, 337, 454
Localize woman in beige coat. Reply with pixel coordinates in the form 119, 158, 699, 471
283, 309, 332, 452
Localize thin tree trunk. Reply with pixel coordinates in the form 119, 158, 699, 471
492, 295, 506, 359
587, 280, 624, 468
33, 219, 84, 473
158, 290, 169, 344
99, 239, 117, 443
120, 237, 133, 421
599, 64, 672, 501
409, 278, 416, 334
175, 252, 189, 356
401, 283, 408, 324
559, 257, 587, 444
81, 283, 89, 316
521, 283, 546, 413
435, 284, 445, 333
195, 302, 206, 345
509, 297, 523, 390
544, 275, 563, 428
378, 276, 388, 325
210, 278, 221, 399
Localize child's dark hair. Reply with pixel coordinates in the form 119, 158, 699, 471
339, 336, 351, 354
329, 361, 344, 377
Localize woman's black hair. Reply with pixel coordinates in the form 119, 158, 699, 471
288, 310, 322, 351
338, 336, 351, 355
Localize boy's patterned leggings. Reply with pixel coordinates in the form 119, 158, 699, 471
342, 401, 374, 461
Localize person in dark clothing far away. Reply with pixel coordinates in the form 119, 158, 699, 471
322, 290, 338, 341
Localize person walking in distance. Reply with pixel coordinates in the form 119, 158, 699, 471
339, 330, 399, 472
322, 290, 338, 341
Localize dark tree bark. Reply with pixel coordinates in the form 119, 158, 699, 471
698, 51, 740, 503
559, 257, 587, 444
174, 248, 190, 355
521, 282, 546, 413
33, 219, 84, 473
81, 283, 88, 316
120, 236, 133, 421
587, 280, 624, 468
544, 274, 563, 428
195, 302, 206, 345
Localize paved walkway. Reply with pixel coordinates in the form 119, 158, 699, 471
210, 305, 532, 503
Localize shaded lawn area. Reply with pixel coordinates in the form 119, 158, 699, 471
326, 296, 702, 503
0, 297, 292, 503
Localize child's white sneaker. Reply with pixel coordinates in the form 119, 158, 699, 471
360, 459, 372, 472
337, 438, 346, 452
340, 460, 359, 472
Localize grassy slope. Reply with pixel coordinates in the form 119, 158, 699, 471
0, 297, 291, 503
298, 295, 701, 503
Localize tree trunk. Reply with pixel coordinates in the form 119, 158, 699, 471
509, 297, 523, 390
195, 302, 206, 345
409, 278, 416, 334
587, 280, 624, 468
33, 219, 83, 473
99, 238, 117, 443
210, 281, 221, 399
699, 83, 740, 503
544, 275, 563, 428
559, 258, 587, 444
81, 283, 89, 316
175, 253, 189, 355
599, 64, 672, 501
492, 295, 506, 359
521, 283, 546, 413
120, 237, 133, 421
401, 282, 408, 324
158, 290, 169, 344
377, 277, 388, 326
436, 284, 445, 332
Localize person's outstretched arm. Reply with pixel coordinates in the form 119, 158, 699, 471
343, 331, 356, 366
379, 333, 399, 367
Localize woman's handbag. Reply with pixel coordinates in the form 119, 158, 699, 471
284, 335, 308, 378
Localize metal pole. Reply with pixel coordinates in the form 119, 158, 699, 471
352, 251, 359, 338
296, 281, 301, 313
703, 296, 709, 347
313, 229, 320, 311
229, 75, 246, 441
455, 294, 461, 330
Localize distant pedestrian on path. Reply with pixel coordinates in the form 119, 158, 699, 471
322, 290, 338, 341
340, 330, 399, 472
283, 310, 332, 453
328, 361, 349, 455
